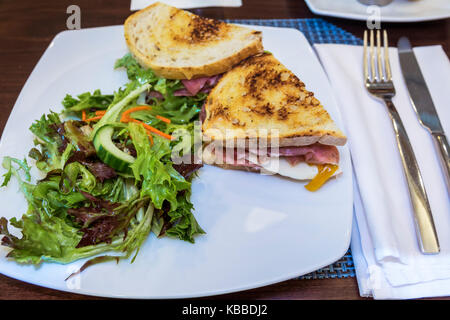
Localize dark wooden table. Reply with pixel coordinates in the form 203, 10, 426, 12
0, 0, 448, 300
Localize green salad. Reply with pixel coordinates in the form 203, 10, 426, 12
0, 54, 207, 273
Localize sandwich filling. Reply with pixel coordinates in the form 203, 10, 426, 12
202, 142, 341, 191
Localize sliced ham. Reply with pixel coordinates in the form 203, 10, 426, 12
181, 77, 209, 95
205, 75, 220, 87
146, 90, 164, 100
205, 145, 261, 169
274, 144, 339, 165
222, 148, 259, 168
173, 86, 211, 97
199, 103, 206, 123
285, 156, 303, 167
233, 143, 339, 167
175, 75, 221, 96
173, 88, 192, 97
146, 75, 221, 102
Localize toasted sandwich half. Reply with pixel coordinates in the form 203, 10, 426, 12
201, 53, 347, 190
124, 2, 263, 80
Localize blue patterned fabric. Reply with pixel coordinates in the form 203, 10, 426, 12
226, 18, 363, 46
227, 18, 359, 279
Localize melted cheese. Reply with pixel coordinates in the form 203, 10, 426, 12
305, 164, 339, 191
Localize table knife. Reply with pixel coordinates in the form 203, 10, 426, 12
397, 37, 450, 194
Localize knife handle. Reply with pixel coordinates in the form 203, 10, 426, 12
384, 98, 440, 254
432, 133, 450, 195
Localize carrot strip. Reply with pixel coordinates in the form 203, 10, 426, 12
147, 132, 154, 145
95, 110, 107, 116
120, 106, 152, 122
156, 115, 171, 124
85, 115, 103, 122
120, 115, 130, 123
142, 124, 174, 141
129, 119, 174, 141
118, 106, 172, 141
82, 110, 87, 121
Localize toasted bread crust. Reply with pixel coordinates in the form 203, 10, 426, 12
124, 2, 263, 79
202, 53, 347, 146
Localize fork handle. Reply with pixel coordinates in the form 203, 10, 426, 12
384, 98, 440, 254
431, 133, 450, 195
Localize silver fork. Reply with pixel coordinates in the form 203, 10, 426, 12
363, 29, 440, 254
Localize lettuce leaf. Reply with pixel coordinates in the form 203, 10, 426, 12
165, 189, 205, 243
114, 53, 158, 84
1, 157, 34, 202
0, 158, 153, 265
128, 123, 203, 242
29, 112, 71, 172
62, 90, 114, 112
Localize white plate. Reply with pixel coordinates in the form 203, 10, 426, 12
305, 0, 450, 22
130, 0, 243, 11
0, 25, 353, 298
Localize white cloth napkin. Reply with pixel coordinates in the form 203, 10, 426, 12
130, 0, 242, 10
314, 43, 450, 299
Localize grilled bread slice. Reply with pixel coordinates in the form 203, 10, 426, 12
124, 2, 263, 79
202, 53, 347, 147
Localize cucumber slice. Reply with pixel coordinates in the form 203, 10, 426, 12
91, 83, 151, 138
93, 126, 135, 172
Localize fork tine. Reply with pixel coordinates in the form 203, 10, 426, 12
369, 29, 377, 81
383, 30, 392, 81
363, 30, 369, 82
376, 30, 383, 81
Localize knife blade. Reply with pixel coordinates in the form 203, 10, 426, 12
397, 36, 450, 194
398, 37, 444, 133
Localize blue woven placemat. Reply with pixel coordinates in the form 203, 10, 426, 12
226, 18, 361, 279
226, 18, 363, 46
